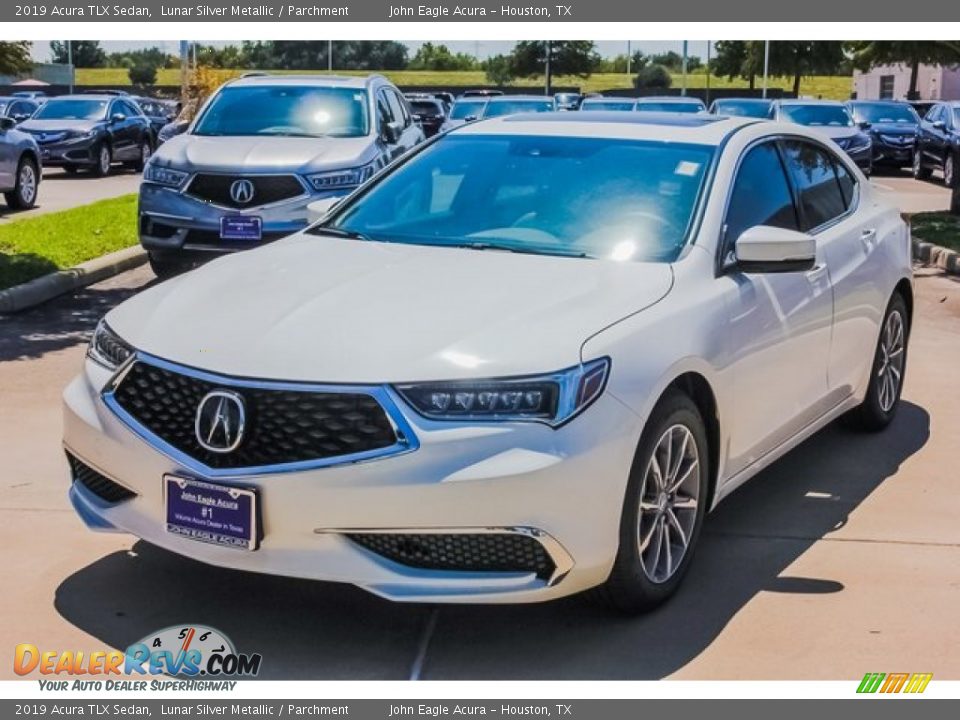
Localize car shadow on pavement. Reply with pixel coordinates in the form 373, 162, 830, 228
53, 402, 929, 680
0, 279, 158, 363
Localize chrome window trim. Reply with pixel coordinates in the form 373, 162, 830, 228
315, 525, 575, 587
183, 172, 311, 212
101, 352, 420, 478
716, 132, 862, 273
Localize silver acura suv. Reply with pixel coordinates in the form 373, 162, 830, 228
139, 74, 424, 277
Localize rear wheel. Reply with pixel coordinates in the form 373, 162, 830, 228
845, 293, 909, 432
91, 143, 112, 177
594, 389, 709, 613
148, 252, 189, 279
945, 153, 956, 188
913, 148, 932, 180
3, 156, 38, 210
128, 139, 152, 172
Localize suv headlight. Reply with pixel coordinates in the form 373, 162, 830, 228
849, 133, 872, 152
87, 320, 134, 370
395, 358, 610, 427
67, 128, 97, 140
144, 163, 189, 188
305, 162, 377, 192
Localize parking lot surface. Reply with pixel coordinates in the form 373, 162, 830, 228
0, 168, 142, 223
1, 176, 958, 680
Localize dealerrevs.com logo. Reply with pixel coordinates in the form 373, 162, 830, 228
14, 625, 262, 679
857, 672, 933, 694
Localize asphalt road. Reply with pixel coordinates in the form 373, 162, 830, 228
0, 167, 142, 223
0, 175, 958, 681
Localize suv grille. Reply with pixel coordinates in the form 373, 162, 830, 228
347, 533, 556, 580
66, 452, 136, 504
110, 361, 399, 470
186, 174, 305, 208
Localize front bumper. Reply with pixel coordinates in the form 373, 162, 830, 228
33, 135, 98, 166
138, 181, 350, 257
63, 358, 642, 603
842, 144, 873, 172
870, 136, 916, 167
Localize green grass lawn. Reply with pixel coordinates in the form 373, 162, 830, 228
0, 194, 138, 291
911, 211, 960, 252
75, 67, 853, 99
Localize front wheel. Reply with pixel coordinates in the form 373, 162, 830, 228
913, 148, 932, 180
3, 156, 38, 210
945, 153, 956, 188
594, 389, 709, 613
91, 143, 112, 177
148, 251, 189, 279
845, 293, 909, 432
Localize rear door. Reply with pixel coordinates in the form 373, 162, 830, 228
720, 140, 834, 476
921, 104, 948, 169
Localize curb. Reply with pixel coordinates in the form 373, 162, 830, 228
0, 245, 148, 314
912, 239, 960, 275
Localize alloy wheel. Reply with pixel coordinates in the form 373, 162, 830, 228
946, 155, 955, 187
913, 150, 921, 177
142, 143, 151, 164
877, 309, 905, 413
18, 163, 36, 204
637, 423, 700, 584
99, 146, 111, 175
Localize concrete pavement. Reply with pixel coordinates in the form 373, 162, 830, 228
0, 167, 142, 223
0, 178, 958, 681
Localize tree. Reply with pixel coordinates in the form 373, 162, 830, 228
128, 62, 157, 87
195, 44, 245, 69
634, 64, 672, 90
847, 41, 960, 99
711, 41, 759, 89
408, 43, 477, 71
483, 55, 513, 86
50, 40, 106, 68
507, 41, 600, 79
711, 41, 845, 95
0, 42, 32, 76
649, 51, 702, 73
107, 47, 176, 70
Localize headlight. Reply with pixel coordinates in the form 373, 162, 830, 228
67, 128, 97, 140
849, 133, 872, 152
144, 163, 189, 188
87, 320, 134, 370
395, 358, 610, 427
305, 163, 377, 192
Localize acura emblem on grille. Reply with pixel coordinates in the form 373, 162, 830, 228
229, 178, 255, 205
195, 390, 246, 453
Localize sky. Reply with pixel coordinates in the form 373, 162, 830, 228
31, 40, 713, 63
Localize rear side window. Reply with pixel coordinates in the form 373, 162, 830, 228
834, 159, 858, 210
724, 141, 799, 251
782, 140, 849, 230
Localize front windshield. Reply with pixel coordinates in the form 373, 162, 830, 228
780, 104, 853, 127
715, 100, 770, 118
410, 100, 441, 116
449, 100, 486, 120
850, 103, 918, 124
636, 101, 703, 113
193, 85, 369, 138
581, 100, 635, 111
483, 101, 554, 117
34, 99, 108, 121
321, 135, 714, 263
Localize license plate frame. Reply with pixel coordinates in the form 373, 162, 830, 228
164, 475, 260, 551
219, 215, 262, 241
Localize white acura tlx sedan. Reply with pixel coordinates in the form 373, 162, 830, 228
63, 112, 912, 612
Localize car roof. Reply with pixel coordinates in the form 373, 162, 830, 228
582, 97, 634, 103
636, 96, 704, 103
228, 74, 382, 90
487, 95, 554, 103
776, 98, 845, 106
47, 94, 118, 101
714, 97, 770, 104
453, 112, 754, 144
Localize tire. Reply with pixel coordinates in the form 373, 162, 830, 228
91, 143, 112, 177
3, 156, 39, 210
945, 153, 957, 189
148, 252, 191, 279
913, 148, 932, 180
128, 139, 152, 173
594, 389, 709, 614
844, 293, 909, 432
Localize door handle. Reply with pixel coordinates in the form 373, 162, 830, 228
806, 264, 828, 283
861, 228, 877, 249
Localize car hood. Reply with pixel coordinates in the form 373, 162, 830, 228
107, 234, 674, 383
868, 122, 917, 135
808, 125, 859, 141
19, 119, 99, 133
153, 134, 378, 173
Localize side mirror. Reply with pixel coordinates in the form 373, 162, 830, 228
381, 121, 402, 144
307, 197, 342, 223
857, 120, 872, 130
932, 120, 946, 130
0, 117, 14, 131
110, 113, 126, 123
734, 225, 816, 273
463, 115, 478, 123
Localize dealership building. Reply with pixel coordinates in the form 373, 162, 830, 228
853, 63, 960, 101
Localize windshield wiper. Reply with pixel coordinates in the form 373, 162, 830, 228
454, 241, 588, 258
308, 226, 373, 242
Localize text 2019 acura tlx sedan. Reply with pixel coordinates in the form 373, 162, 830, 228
63, 113, 912, 612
